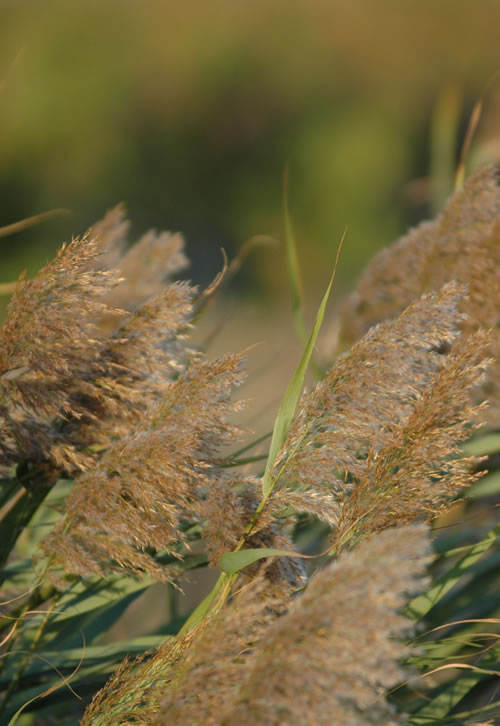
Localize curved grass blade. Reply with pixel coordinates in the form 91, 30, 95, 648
0, 635, 167, 687
219, 547, 299, 575
405, 668, 491, 725
404, 521, 500, 621
177, 573, 229, 636
262, 229, 345, 497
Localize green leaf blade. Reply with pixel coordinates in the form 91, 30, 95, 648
404, 522, 500, 621
262, 268, 336, 496
219, 547, 299, 575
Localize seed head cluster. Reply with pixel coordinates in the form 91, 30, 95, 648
340, 166, 500, 424
1, 172, 496, 725
81, 525, 431, 726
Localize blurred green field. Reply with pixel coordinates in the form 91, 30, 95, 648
1, 0, 500, 304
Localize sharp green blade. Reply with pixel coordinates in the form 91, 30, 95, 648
219, 547, 299, 575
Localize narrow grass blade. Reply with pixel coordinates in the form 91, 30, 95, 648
177, 573, 229, 636
262, 229, 345, 497
455, 98, 483, 191
0, 558, 37, 597
462, 432, 500, 456
221, 454, 268, 468
219, 547, 299, 575
405, 672, 484, 725
0, 636, 167, 685
404, 522, 500, 621
405, 652, 500, 726
467, 470, 500, 499
0, 485, 52, 574
0, 478, 21, 510
8, 702, 32, 726
228, 431, 272, 460
16, 575, 155, 652
262, 274, 332, 495
0, 208, 69, 239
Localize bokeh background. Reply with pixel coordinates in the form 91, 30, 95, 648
2, 0, 500, 291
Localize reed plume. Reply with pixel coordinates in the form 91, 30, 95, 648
89, 205, 189, 331
41, 354, 245, 581
214, 524, 431, 726
204, 475, 307, 593
78, 524, 429, 726
0, 210, 194, 477
340, 166, 500, 424
0, 235, 123, 474
79, 634, 194, 726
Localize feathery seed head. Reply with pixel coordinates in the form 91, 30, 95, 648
0, 211, 196, 477
218, 525, 431, 726
41, 354, 246, 582
144, 524, 431, 726
0, 235, 125, 473
268, 283, 489, 549
340, 166, 500, 423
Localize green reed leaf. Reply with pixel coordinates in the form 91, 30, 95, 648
262, 251, 341, 497
405, 669, 487, 724
404, 521, 500, 621
219, 547, 299, 575
177, 573, 230, 636
462, 431, 500, 456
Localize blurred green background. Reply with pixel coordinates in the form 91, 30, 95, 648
1, 0, 500, 301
